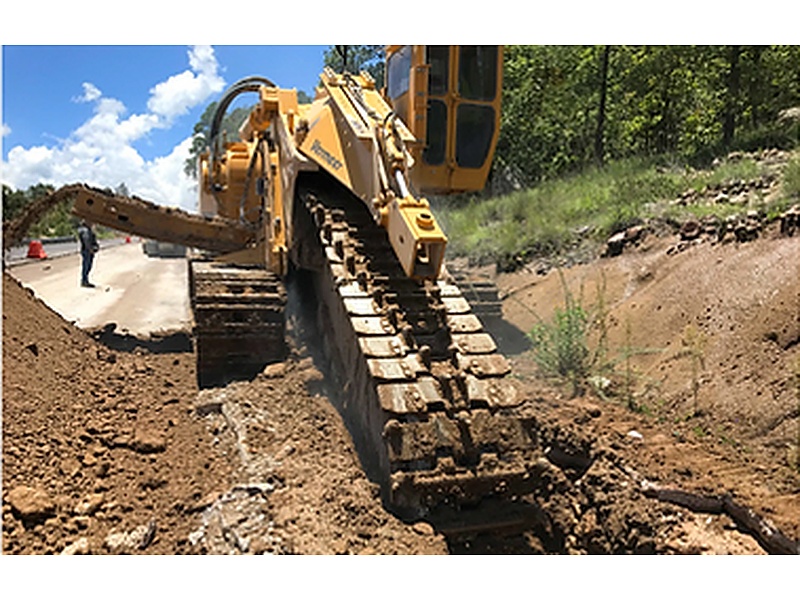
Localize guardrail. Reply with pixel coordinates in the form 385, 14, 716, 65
20, 236, 78, 245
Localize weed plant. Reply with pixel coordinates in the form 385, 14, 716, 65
527, 274, 592, 396
525, 270, 664, 404
678, 324, 707, 417
525, 272, 610, 397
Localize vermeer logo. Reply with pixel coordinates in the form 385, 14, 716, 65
311, 139, 343, 171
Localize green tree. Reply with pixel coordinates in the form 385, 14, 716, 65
25, 183, 74, 238
2, 184, 29, 222
607, 46, 706, 156
723, 45, 742, 147
3, 183, 77, 238
498, 45, 800, 184
497, 45, 602, 186
595, 45, 611, 166
185, 102, 219, 178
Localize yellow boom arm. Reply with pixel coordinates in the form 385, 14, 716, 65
296, 68, 447, 279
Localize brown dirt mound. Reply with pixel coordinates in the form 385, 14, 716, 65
2, 272, 234, 554
1, 273, 447, 554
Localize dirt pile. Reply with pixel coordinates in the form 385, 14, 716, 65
2, 273, 234, 554
1, 273, 447, 554
498, 223, 800, 548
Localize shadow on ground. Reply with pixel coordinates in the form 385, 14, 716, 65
481, 316, 532, 355
88, 323, 193, 354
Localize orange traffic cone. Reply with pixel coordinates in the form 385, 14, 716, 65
26, 240, 48, 259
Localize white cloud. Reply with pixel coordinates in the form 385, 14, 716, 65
147, 45, 225, 122
74, 82, 102, 103
141, 136, 197, 209
1, 45, 223, 212
188, 45, 219, 78
6, 145, 55, 182
1, 123, 11, 137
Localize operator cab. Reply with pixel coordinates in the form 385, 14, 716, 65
385, 45, 502, 195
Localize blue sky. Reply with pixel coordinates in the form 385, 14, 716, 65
1, 45, 329, 209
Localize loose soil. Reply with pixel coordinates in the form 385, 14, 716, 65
3, 219, 799, 554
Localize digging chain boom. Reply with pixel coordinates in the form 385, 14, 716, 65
3, 183, 257, 255
69, 185, 257, 253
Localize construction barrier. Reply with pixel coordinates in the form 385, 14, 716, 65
26, 240, 48, 259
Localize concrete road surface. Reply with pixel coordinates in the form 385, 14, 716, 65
6, 242, 192, 337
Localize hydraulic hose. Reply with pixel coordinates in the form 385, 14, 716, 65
208, 76, 275, 209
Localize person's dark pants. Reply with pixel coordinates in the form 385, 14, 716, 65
81, 250, 94, 285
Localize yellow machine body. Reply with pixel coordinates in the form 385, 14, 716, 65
194, 46, 501, 281
22, 47, 538, 522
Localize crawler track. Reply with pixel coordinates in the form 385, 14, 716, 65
293, 174, 541, 521
190, 261, 287, 388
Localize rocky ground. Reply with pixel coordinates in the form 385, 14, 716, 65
3, 155, 799, 555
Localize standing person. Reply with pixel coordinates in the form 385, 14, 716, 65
77, 220, 99, 287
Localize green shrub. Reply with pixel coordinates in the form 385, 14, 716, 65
527, 273, 598, 395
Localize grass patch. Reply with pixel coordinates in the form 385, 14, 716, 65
436, 156, 684, 266
527, 273, 596, 396
694, 157, 761, 191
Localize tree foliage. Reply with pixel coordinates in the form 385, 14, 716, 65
497, 45, 800, 187
3, 181, 133, 240
2, 183, 76, 238
3, 185, 30, 221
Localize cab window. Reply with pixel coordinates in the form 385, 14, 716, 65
387, 45, 411, 99
456, 104, 495, 168
426, 46, 450, 96
424, 100, 447, 166
458, 46, 498, 101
